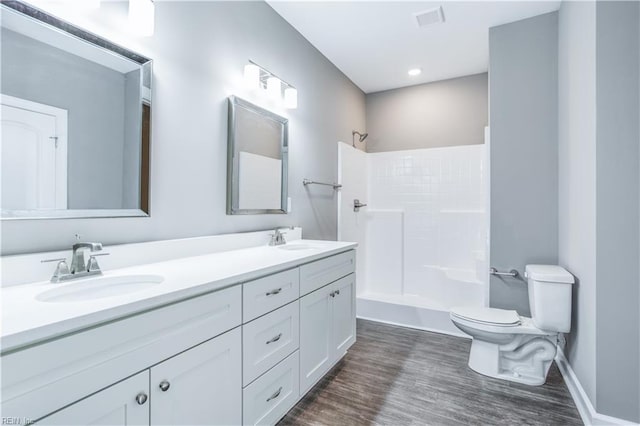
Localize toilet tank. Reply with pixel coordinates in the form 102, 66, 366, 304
525, 265, 575, 333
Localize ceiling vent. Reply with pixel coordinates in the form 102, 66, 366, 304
414, 6, 445, 28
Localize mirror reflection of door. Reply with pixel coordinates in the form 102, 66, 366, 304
0, 2, 153, 219
1, 94, 68, 212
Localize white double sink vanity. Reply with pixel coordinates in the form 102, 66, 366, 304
1, 229, 357, 425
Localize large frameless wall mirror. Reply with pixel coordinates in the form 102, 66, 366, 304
0, 1, 152, 220
227, 96, 288, 215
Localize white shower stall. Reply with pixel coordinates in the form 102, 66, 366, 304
338, 140, 489, 336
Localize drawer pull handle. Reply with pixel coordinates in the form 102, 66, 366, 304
266, 386, 283, 402
159, 380, 171, 392
266, 333, 283, 344
135, 392, 148, 405
266, 288, 282, 296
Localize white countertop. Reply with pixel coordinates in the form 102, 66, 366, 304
1, 240, 356, 353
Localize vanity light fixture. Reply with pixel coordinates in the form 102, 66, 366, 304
408, 68, 422, 76
129, 0, 155, 37
244, 60, 298, 109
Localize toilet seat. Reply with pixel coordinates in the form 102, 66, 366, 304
450, 308, 555, 336
451, 306, 520, 327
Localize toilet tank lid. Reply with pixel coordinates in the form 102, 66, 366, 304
525, 265, 574, 284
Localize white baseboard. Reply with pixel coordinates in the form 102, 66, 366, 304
555, 349, 638, 426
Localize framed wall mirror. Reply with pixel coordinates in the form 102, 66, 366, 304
0, 1, 152, 220
227, 96, 289, 215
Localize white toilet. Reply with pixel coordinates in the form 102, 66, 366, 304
450, 264, 574, 386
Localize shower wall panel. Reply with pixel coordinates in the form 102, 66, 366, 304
366, 145, 487, 310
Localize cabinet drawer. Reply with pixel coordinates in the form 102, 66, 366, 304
243, 301, 299, 386
243, 351, 300, 426
243, 268, 299, 322
299, 250, 355, 296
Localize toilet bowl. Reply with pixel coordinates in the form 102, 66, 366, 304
450, 265, 574, 386
450, 307, 558, 385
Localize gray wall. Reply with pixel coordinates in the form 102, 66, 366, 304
558, 0, 597, 408
538, 1, 639, 421
594, 1, 639, 421
1, 28, 130, 209
365, 73, 487, 153
488, 12, 558, 316
0, 1, 366, 254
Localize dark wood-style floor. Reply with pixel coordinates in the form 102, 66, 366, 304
279, 319, 582, 426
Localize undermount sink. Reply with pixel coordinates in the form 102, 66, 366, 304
36, 274, 165, 303
277, 243, 322, 251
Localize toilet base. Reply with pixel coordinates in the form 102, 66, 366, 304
467, 334, 558, 386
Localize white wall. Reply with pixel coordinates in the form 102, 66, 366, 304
0, 1, 366, 255
558, 0, 597, 407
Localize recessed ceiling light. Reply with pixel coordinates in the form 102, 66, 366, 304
408, 68, 422, 76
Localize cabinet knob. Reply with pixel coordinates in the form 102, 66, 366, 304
159, 380, 171, 392
335, 289, 340, 296
135, 392, 148, 405
330, 291, 335, 298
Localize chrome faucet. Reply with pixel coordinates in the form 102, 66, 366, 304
70, 242, 103, 273
42, 241, 108, 283
269, 229, 287, 246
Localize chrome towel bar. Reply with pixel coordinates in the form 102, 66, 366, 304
303, 178, 342, 190
490, 267, 519, 278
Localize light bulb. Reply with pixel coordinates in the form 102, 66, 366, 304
129, 0, 155, 37
27, 0, 100, 13
78, 0, 100, 9
284, 87, 298, 109
266, 77, 282, 100
243, 64, 260, 90
67, 0, 100, 9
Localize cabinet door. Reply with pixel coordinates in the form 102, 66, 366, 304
37, 371, 149, 426
331, 274, 356, 360
299, 283, 334, 394
150, 327, 242, 426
